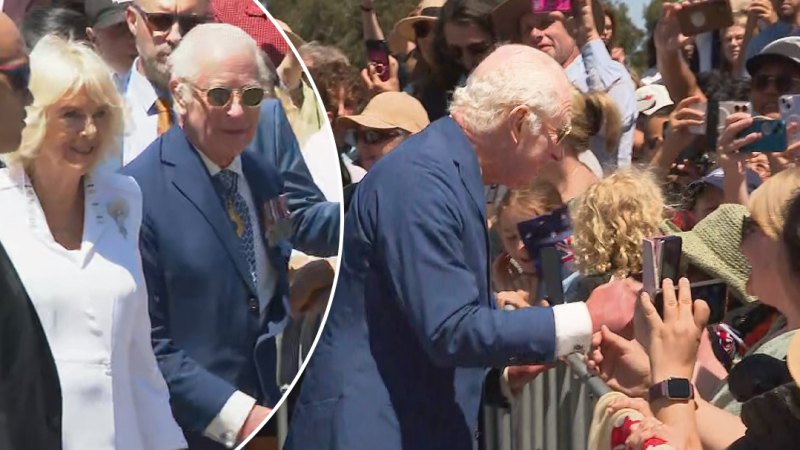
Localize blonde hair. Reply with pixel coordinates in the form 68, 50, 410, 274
5, 35, 125, 170
749, 167, 800, 239
563, 89, 622, 157
495, 179, 563, 225
571, 168, 665, 277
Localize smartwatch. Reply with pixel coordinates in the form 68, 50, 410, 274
648, 377, 695, 402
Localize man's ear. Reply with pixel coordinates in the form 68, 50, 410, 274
171, 79, 188, 114
509, 105, 530, 145
85, 27, 97, 44
126, 6, 138, 36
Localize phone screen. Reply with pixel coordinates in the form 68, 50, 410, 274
658, 236, 682, 284
654, 279, 728, 324
365, 40, 390, 82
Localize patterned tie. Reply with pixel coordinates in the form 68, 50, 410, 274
154, 97, 173, 136
213, 170, 257, 287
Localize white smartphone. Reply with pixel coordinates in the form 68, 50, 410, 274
718, 101, 752, 132
688, 101, 707, 135
780, 95, 800, 145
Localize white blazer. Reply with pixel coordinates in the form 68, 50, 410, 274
0, 165, 187, 450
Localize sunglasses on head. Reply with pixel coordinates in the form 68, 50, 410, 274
0, 61, 31, 92
194, 85, 266, 108
132, 4, 209, 35
752, 73, 800, 94
413, 21, 432, 39
740, 215, 761, 244
345, 128, 406, 147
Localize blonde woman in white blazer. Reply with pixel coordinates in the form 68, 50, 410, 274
0, 36, 186, 450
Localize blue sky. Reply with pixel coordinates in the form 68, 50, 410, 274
625, 0, 650, 30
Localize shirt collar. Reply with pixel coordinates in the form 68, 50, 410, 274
196, 148, 243, 178
127, 58, 171, 113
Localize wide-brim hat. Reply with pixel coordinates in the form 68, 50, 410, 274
274, 18, 305, 50
394, 0, 446, 43
336, 92, 430, 133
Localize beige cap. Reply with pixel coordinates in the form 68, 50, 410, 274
274, 18, 305, 49
394, 0, 446, 44
491, 0, 605, 43
337, 92, 430, 133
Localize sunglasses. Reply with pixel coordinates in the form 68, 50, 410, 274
752, 73, 800, 94
194, 85, 266, 108
132, 4, 209, 35
448, 41, 493, 64
0, 61, 31, 92
740, 215, 761, 243
345, 128, 406, 147
413, 21, 432, 39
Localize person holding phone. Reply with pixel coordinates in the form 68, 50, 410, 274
491, 0, 637, 168
743, 0, 800, 68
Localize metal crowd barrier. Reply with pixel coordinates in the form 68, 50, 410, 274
483, 355, 611, 450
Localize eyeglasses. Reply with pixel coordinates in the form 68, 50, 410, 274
0, 61, 31, 92
413, 21, 432, 39
448, 41, 493, 64
740, 215, 761, 243
345, 128, 407, 147
131, 4, 210, 35
752, 73, 800, 94
193, 85, 266, 108
554, 123, 572, 145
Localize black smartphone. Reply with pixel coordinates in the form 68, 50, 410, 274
539, 246, 564, 305
658, 236, 682, 284
365, 39, 390, 82
654, 279, 729, 324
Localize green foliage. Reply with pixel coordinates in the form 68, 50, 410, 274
268, 0, 421, 67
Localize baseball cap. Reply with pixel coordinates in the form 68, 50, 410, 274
336, 92, 430, 133
690, 167, 762, 194
636, 84, 674, 116
85, 0, 131, 29
394, 0, 445, 44
491, 0, 604, 44
746, 36, 800, 76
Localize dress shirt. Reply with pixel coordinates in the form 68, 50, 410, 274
196, 150, 278, 448
300, 128, 344, 202
565, 39, 637, 168
121, 60, 173, 167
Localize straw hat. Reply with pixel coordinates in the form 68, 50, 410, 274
394, 0, 446, 43
336, 92, 430, 133
491, 0, 605, 43
274, 18, 305, 50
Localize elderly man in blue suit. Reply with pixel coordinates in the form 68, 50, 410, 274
285, 44, 640, 450
123, 24, 299, 449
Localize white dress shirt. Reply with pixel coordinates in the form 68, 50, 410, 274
0, 165, 186, 450
300, 128, 344, 202
196, 150, 279, 448
121, 59, 169, 167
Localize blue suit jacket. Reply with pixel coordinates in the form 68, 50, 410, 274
285, 117, 560, 450
121, 127, 290, 445
247, 99, 340, 257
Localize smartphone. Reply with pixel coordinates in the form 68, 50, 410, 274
365, 39, 390, 82
780, 94, 800, 145
689, 101, 707, 136
738, 118, 788, 153
677, 0, 734, 36
654, 279, 729, 324
642, 239, 658, 297
518, 205, 572, 274
540, 246, 565, 305
657, 236, 682, 284
718, 101, 752, 131
531, 0, 571, 13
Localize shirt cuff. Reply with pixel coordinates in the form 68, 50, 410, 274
499, 366, 516, 403
203, 391, 256, 448
552, 302, 593, 357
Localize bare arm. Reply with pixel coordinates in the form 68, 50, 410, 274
695, 397, 747, 450
655, 3, 706, 102
361, 0, 385, 42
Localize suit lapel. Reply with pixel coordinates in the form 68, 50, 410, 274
160, 128, 258, 296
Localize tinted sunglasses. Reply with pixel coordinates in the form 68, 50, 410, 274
740, 215, 761, 243
195, 86, 266, 108
0, 61, 31, 92
132, 4, 209, 35
345, 128, 406, 147
752, 73, 800, 94
413, 21, 432, 39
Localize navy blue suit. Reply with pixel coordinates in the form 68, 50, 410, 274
285, 117, 561, 450
247, 99, 339, 257
122, 127, 290, 448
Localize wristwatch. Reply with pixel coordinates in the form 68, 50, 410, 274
648, 377, 695, 402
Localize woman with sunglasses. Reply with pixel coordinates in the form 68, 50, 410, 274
0, 36, 185, 450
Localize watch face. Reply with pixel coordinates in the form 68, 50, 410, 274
667, 378, 693, 398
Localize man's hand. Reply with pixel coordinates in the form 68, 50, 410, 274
585, 278, 641, 335
496, 290, 531, 310
237, 405, 271, 444
587, 325, 651, 398
361, 55, 400, 95
573, 0, 601, 44
290, 259, 335, 319
748, 0, 778, 27
507, 364, 553, 396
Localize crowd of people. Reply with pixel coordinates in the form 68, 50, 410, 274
278, 0, 800, 449
0, 0, 339, 449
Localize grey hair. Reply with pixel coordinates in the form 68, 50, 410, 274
449, 44, 571, 136
169, 23, 275, 91
298, 41, 350, 67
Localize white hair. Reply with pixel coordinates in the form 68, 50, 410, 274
4, 35, 125, 169
169, 23, 275, 93
449, 44, 571, 136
